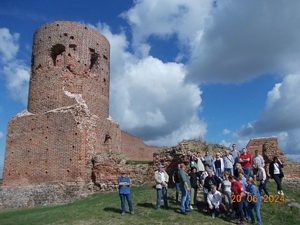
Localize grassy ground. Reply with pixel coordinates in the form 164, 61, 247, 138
0, 180, 299, 225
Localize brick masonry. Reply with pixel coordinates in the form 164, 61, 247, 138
0, 21, 157, 208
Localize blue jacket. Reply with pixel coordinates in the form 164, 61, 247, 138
118, 176, 131, 194
246, 184, 261, 204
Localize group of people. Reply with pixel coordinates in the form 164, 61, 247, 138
117, 144, 285, 225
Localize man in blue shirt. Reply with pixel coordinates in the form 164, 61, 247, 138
118, 170, 134, 216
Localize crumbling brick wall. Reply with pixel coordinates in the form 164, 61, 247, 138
2, 21, 121, 186
121, 131, 158, 161
2, 21, 158, 190
246, 137, 278, 156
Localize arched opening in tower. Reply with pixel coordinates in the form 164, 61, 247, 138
51, 44, 65, 66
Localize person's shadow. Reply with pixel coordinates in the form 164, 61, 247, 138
103, 207, 121, 213
137, 202, 154, 208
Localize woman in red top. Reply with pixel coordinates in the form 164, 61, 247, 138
239, 148, 252, 178
229, 175, 245, 225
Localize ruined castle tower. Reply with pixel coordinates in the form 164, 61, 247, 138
2, 21, 121, 186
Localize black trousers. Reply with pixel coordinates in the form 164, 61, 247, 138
273, 174, 282, 191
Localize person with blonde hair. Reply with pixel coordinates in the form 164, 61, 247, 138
245, 177, 262, 225
234, 163, 242, 178
222, 171, 233, 216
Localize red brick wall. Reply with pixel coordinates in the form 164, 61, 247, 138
121, 131, 158, 161
2, 21, 119, 186
28, 21, 110, 120
246, 137, 278, 156
2, 21, 157, 188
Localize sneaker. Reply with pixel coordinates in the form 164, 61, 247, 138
181, 212, 187, 215
121, 212, 125, 216
218, 213, 222, 218
230, 213, 236, 219
190, 205, 193, 210
281, 190, 284, 195
277, 191, 281, 195
130, 211, 134, 215
185, 209, 191, 213
212, 213, 215, 218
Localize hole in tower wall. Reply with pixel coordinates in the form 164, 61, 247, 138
70, 36, 74, 40
89, 48, 99, 70
51, 44, 65, 66
103, 55, 108, 60
69, 44, 76, 50
64, 33, 68, 37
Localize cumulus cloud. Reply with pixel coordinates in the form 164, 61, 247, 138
121, 0, 212, 58
237, 74, 300, 136
0, 28, 19, 62
93, 21, 206, 146
0, 28, 30, 106
187, 1, 300, 83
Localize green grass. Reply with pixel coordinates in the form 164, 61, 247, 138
0, 180, 299, 225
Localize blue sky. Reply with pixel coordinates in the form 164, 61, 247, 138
1, 0, 300, 178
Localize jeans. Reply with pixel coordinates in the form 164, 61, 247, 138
210, 204, 221, 215
243, 167, 251, 178
156, 187, 168, 209
259, 179, 269, 196
119, 193, 133, 213
225, 168, 234, 176
203, 188, 208, 204
247, 202, 262, 225
180, 188, 190, 212
175, 183, 180, 202
215, 168, 222, 177
233, 196, 245, 221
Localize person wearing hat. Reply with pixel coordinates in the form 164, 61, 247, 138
155, 164, 169, 210
118, 170, 134, 216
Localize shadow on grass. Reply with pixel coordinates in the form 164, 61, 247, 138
137, 202, 154, 208
195, 201, 234, 223
103, 207, 120, 213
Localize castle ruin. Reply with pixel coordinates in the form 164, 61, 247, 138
0, 21, 157, 208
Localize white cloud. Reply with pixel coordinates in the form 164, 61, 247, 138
238, 74, 300, 136
187, 1, 300, 83
222, 128, 230, 135
93, 22, 206, 146
3, 62, 30, 105
220, 139, 230, 148
0, 28, 30, 106
0, 28, 19, 63
121, 0, 212, 58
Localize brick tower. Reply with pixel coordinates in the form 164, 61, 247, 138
2, 21, 121, 187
